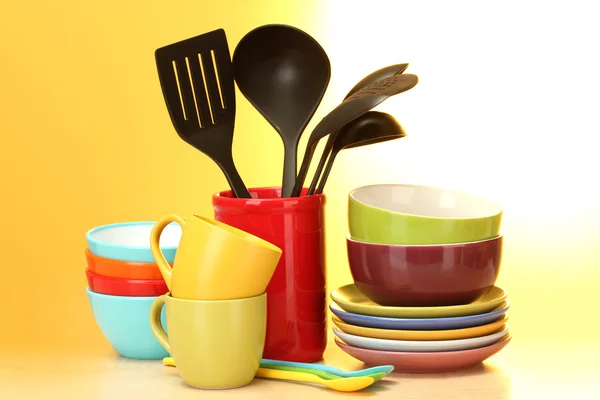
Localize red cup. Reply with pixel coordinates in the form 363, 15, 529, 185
213, 187, 327, 362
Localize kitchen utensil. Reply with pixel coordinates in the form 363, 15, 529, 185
330, 301, 510, 331
265, 366, 388, 383
335, 334, 512, 374
162, 356, 390, 382
333, 326, 509, 352
150, 213, 281, 300
155, 29, 251, 198
86, 289, 168, 360
212, 187, 326, 362
261, 358, 394, 379
290, 73, 418, 197
331, 284, 508, 318
86, 221, 181, 263
232, 24, 330, 197
85, 269, 168, 297
349, 183, 503, 245
255, 368, 376, 392
332, 314, 509, 341
85, 249, 165, 280
310, 111, 406, 195
347, 235, 503, 307
345, 63, 409, 97
150, 293, 266, 389
306, 63, 409, 194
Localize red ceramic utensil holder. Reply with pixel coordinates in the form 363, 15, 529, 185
213, 187, 327, 362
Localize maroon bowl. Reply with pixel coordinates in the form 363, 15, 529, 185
347, 235, 503, 307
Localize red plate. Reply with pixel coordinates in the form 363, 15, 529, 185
85, 268, 168, 297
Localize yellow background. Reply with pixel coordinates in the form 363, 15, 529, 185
1, 0, 598, 355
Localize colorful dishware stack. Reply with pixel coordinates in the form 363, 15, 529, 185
331, 184, 511, 373
148, 213, 283, 390
85, 221, 181, 360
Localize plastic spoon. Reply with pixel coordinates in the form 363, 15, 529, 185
261, 358, 394, 379
266, 365, 388, 383
306, 63, 409, 194
255, 368, 375, 392
314, 111, 406, 194
290, 73, 418, 197
162, 356, 391, 382
232, 24, 331, 198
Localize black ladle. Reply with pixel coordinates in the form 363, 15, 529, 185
232, 24, 331, 198
290, 73, 418, 198
314, 111, 406, 194
306, 63, 409, 195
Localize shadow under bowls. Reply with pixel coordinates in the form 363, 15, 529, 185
347, 235, 503, 307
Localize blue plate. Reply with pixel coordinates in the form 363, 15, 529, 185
329, 301, 510, 331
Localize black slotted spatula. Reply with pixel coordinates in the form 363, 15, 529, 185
155, 29, 251, 198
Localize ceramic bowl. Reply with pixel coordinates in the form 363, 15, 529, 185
85, 269, 168, 297
86, 288, 169, 359
86, 221, 181, 263
348, 184, 503, 245
347, 235, 503, 306
85, 249, 166, 280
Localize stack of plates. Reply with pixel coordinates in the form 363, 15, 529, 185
330, 284, 511, 373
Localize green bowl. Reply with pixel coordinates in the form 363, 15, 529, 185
348, 184, 503, 245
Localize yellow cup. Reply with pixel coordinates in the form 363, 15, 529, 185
149, 292, 266, 389
150, 214, 282, 300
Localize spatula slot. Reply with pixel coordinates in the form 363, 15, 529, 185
210, 49, 226, 111
171, 60, 188, 122
197, 53, 215, 126
184, 57, 203, 128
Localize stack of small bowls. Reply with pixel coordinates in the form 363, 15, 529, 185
331, 184, 511, 373
85, 221, 181, 360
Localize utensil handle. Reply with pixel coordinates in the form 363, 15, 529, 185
315, 148, 339, 194
261, 358, 345, 377
280, 142, 298, 198
307, 134, 336, 195
150, 214, 187, 290
256, 367, 322, 386
290, 141, 319, 198
149, 295, 170, 353
217, 155, 252, 198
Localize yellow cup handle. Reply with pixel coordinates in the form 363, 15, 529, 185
150, 214, 186, 290
149, 294, 170, 354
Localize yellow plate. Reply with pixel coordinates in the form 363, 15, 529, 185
332, 314, 509, 341
330, 284, 508, 318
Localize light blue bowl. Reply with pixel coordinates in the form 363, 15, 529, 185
85, 221, 181, 263
87, 288, 169, 360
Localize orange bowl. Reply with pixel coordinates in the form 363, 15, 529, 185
85, 249, 167, 280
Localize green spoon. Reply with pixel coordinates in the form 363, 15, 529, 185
267, 365, 388, 382
261, 358, 394, 379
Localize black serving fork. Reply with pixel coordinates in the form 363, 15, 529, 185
155, 29, 251, 198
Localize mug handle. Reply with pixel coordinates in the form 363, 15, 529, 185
150, 214, 186, 290
149, 294, 170, 353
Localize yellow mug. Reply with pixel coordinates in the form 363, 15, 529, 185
150, 214, 282, 300
149, 292, 266, 389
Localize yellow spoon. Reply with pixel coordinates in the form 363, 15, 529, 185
162, 357, 375, 392
255, 367, 375, 392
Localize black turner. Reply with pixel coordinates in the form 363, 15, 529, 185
155, 29, 251, 198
